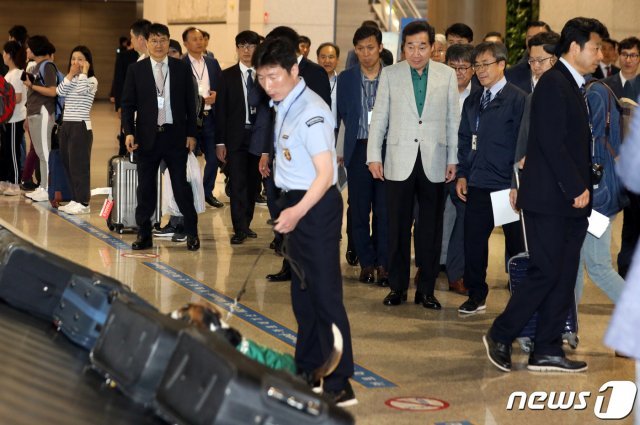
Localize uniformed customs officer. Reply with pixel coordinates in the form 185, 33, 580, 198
253, 37, 356, 407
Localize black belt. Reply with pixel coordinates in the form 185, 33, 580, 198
157, 124, 172, 133
357, 138, 368, 144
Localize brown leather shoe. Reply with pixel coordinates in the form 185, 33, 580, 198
359, 266, 375, 284
376, 266, 389, 287
449, 278, 468, 295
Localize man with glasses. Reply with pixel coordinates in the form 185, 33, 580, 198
440, 43, 480, 296
456, 42, 526, 314
507, 21, 552, 93
368, 20, 459, 310
122, 23, 199, 251
215, 31, 263, 245
602, 37, 640, 279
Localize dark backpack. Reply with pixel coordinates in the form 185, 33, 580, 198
0, 75, 16, 124
37, 60, 65, 123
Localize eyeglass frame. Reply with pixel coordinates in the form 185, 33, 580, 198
237, 43, 257, 51
449, 64, 473, 73
472, 60, 499, 71
148, 37, 170, 46
527, 56, 554, 66
620, 52, 640, 60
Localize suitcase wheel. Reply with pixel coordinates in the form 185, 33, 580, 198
116, 224, 125, 234
563, 332, 579, 349
517, 337, 533, 353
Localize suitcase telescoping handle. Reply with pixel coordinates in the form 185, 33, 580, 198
514, 164, 529, 253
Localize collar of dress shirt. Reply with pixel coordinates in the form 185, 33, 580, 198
188, 53, 205, 65
559, 57, 586, 88
150, 55, 168, 68
297, 55, 303, 64
239, 61, 254, 77
486, 76, 507, 99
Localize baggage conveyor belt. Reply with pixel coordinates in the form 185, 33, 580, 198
0, 300, 163, 425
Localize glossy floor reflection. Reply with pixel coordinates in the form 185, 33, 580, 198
0, 101, 635, 425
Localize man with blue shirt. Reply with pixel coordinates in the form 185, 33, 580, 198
456, 42, 526, 314
253, 37, 356, 407
337, 25, 389, 286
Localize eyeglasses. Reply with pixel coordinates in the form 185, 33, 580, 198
620, 53, 640, 60
472, 61, 498, 71
450, 64, 472, 73
237, 43, 257, 51
148, 38, 169, 46
528, 56, 554, 65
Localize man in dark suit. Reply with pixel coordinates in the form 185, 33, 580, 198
484, 17, 609, 373
602, 37, 640, 278
506, 21, 552, 94
336, 25, 389, 286
182, 27, 224, 209
216, 30, 262, 244
121, 23, 199, 251
592, 38, 620, 80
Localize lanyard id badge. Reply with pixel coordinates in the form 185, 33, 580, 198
367, 110, 373, 126
157, 96, 165, 109
472, 134, 478, 151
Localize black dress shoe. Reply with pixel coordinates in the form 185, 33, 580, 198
231, 232, 247, 245
269, 238, 277, 249
345, 249, 358, 266
205, 195, 224, 208
266, 260, 291, 282
132, 235, 152, 250
415, 293, 442, 310
483, 334, 512, 372
527, 354, 587, 373
186, 235, 200, 251
383, 290, 407, 306
246, 228, 257, 238
358, 266, 376, 284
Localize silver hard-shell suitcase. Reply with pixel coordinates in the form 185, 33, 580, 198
106, 155, 161, 234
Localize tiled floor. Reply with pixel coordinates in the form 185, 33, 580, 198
0, 101, 635, 425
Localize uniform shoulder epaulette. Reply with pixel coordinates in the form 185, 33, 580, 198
305, 116, 324, 127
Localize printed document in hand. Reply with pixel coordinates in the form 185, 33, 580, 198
587, 210, 610, 238
490, 189, 519, 226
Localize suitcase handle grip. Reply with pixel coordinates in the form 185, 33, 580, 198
514, 164, 529, 253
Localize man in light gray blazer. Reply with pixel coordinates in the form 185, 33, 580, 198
367, 20, 459, 310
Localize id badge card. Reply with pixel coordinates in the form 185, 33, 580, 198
198, 83, 207, 97
157, 96, 165, 109
367, 110, 373, 125
472, 134, 478, 151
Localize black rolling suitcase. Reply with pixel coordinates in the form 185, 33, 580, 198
53, 274, 150, 350
89, 298, 187, 406
0, 226, 96, 321
508, 168, 579, 352
154, 328, 354, 425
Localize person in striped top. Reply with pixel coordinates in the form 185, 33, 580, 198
56, 45, 98, 215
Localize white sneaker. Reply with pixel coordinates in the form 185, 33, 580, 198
58, 201, 77, 212
3, 184, 20, 196
65, 202, 90, 215
29, 188, 50, 202
25, 187, 43, 199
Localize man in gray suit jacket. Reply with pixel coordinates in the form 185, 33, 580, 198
367, 20, 460, 310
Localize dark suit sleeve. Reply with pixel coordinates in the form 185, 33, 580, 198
531, 77, 588, 200
457, 98, 473, 179
303, 62, 332, 107
210, 59, 222, 93
121, 64, 137, 137
215, 72, 228, 147
182, 63, 197, 138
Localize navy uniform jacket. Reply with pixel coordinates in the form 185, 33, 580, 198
458, 82, 526, 190
121, 56, 197, 152
517, 61, 592, 218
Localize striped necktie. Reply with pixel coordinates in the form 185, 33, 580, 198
480, 89, 491, 111
155, 62, 166, 126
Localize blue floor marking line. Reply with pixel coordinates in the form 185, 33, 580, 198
38, 204, 396, 388
145, 261, 397, 389
35, 204, 131, 251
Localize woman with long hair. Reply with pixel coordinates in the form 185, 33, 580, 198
56, 45, 98, 215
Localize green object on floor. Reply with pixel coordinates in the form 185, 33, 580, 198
237, 338, 297, 374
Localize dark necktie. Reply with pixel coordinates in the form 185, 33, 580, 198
246, 69, 255, 94
606, 65, 612, 77
480, 89, 491, 111
623, 80, 634, 99
246, 69, 256, 124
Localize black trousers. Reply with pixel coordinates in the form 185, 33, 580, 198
464, 186, 524, 302
228, 129, 260, 234
284, 187, 354, 392
59, 121, 93, 204
136, 127, 197, 237
618, 192, 640, 278
385, 153, 445, 294
490, 211, 587, 356
0, 120, 24, 184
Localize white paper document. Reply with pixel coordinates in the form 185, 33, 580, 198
490, 189, 519, 227
587, 210, 610, 238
